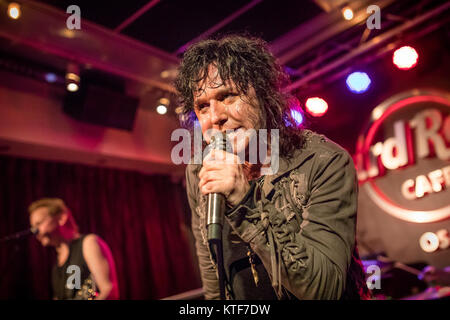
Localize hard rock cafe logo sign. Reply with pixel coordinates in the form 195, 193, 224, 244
355, 90, 450, 223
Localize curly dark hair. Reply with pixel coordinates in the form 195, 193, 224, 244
174, 35, 305, 158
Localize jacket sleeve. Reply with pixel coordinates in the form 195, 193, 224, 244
185, 164, 221, 300
225, 151, 358, 299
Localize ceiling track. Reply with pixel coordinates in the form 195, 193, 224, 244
283, 1, 450, 93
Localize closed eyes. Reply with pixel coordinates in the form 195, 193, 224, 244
195, 91, 239, 112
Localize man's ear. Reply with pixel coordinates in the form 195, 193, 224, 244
57, 212, 69, 226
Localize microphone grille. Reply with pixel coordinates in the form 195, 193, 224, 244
204, 132, 232, 159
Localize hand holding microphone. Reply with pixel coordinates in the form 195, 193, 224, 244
200, 131, 249, 300
202, 132, 230, 242
199, 132, 251, 208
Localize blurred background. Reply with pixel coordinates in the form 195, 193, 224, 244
0, 0, 449, 299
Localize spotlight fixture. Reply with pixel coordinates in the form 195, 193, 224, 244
156, 97, 170, 115
291, 109, 303, 126
346, 71, 371, 94
158, 97, 170, 106
160, 69, 178, 80
66, 82, 79, 92
305, 97, 328, 117
7, 2, 21, 20
65, 63, 80, 92
393, 46, 419, 70
342, 7, 353, 20
156, 105, 167, 115
290, 108, 304, 126
286, 98, 304, 127
45, 72, 58, 83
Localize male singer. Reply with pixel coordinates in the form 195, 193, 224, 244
175, 35, 370, 299
29, 198, 119, 299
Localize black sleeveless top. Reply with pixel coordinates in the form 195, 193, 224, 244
51, 235, 91, 300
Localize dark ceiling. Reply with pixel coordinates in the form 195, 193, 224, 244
35, 0, 324, 54
1, 0, 448, 119
30, 0, 449, 87
1, 0, 448, 102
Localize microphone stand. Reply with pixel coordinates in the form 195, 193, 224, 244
0, 228, 35, 291
0, 228, 36, 243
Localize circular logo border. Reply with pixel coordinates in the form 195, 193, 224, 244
357, 89, 450, 223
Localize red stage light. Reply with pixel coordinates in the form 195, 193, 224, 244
305, 97, 328, 117
393, 46, 418, 70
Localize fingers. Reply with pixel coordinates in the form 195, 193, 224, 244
198, 168, 219, 190
198, 166, 222, 182
199, 150, 248, 202
198, 164, 235, 193
199, 178, 233, 196
199, 159, 238, 196
199, 150, 239, 190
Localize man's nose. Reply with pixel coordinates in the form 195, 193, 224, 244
209, 100, 227, 127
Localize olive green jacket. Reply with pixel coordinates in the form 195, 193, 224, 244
186, 130, 368, 300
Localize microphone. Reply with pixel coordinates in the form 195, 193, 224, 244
203, 132, 231, 300
0, 227, 38, 243
203, 132, 231, 242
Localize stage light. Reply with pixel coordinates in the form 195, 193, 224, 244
342, 7, 353, 20
158, 97, 170, 106
156, 105, 167, 115
393, 46, 418, 70
305, 97, 328, 117
156, 97, 170, 115
160, 69, 177, 80
45, 72, 57, 83
290, 109, 304, 126
346, 71, 371, 94
66, 73, 80, 92
7, 2, 21, 20
67, 82, 79, 92
371, 106, 383, 121
160, 70, 170, 79
65, 63, 80, 92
